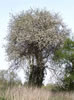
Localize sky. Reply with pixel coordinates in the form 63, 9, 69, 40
0, 0, 74, 83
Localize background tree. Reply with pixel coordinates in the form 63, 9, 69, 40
0, 70, 21, 88
6, 9, 69, 87
53, 38, 74, 90
0, 70, 8, 87
7, 71, 22, 87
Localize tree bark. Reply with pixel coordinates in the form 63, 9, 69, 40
29, 50, 45, 87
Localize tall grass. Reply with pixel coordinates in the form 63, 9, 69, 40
1, 86, 73, 100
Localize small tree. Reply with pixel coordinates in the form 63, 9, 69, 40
54, 39, 74, 90
0, 70, 21, 88
7, 71, 22, 87
6, 9, 69, 87
0, 70, 8, 87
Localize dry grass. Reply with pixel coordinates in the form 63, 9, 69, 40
5, 87, 51, 100
1, 86, 73, 100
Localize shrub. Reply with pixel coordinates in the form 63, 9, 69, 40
0, 97, 6, 100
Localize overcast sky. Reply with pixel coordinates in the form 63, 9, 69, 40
0, 0, 74, 83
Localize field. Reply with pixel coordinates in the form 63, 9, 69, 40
0, 86, 74, 100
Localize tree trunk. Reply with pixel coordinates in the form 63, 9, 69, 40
29, 51, 45, 87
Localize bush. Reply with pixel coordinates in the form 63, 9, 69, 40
0, 97, 6, 100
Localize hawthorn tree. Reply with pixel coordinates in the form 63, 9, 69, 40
6, 9, 69, 87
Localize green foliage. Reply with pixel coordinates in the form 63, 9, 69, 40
54, 38, 74, 61
54, 38, 74, 91
42, 84, 56, 91
0, 97, 6, 100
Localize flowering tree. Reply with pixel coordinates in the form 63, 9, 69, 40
6, 9, 69, 86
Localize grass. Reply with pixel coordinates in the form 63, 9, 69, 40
0, 86, 73, 100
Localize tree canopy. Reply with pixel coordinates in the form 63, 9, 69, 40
53, 39, 74, 90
